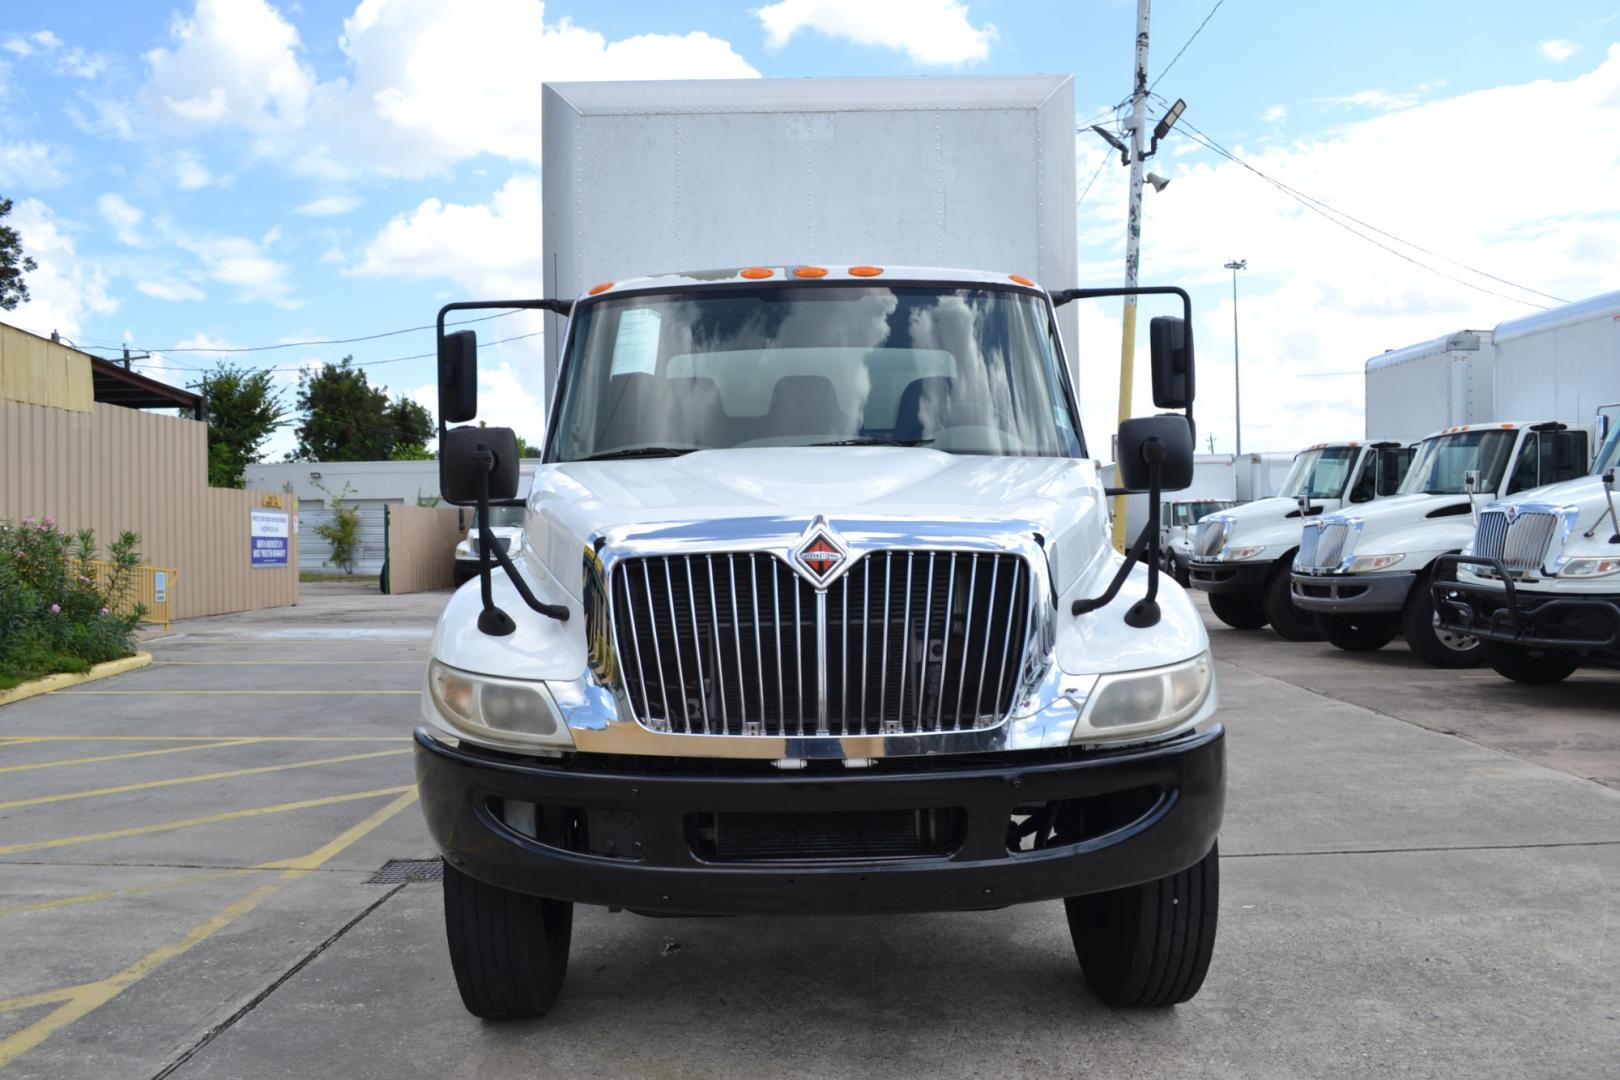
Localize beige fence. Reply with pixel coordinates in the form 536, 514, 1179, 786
382, 504, 466, 594
89, 560, 180, 629
1, 399, 300, 619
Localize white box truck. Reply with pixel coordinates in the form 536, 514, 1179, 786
1363, 330, 1495, 443
1293, 291, 1620, 667
413, 76, 1227, 1019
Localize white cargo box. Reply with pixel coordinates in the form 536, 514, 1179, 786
1363, 330, 1494, 443
541, 75, 1078, 393
1491, 290, 1620, 427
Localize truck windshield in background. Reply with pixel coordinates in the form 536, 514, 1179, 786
1398, 430, 1516, 496
484, 505, 527, 527
547, 285, 1082, 461
1171, 501, 1231, 525
1277, 446, 1357, 500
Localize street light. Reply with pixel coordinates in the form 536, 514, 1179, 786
1224, 259, 1247, 455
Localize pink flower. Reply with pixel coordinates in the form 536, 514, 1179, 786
21, 516, 35, 525
49, 603, 61, 614
78, 575, 90, 583
42, 516, 54, 526
100, 607, 110, 616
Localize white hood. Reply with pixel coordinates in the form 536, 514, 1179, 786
1202, 495, 1334, 555
526, 447, 1107, 600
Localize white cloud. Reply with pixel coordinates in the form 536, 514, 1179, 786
142, 0, 314, 131
135, 0, 758, 178
1540, 39, 1579, 62
170, 229, 300, 308
0, 141, 70, 188
174, 151, 214, 190
136, 279, 207, 302
757, 0, 995, 64
97, 193, 146, 246
294, 194, 361, 216
408, 359, 549, 439
1262, 104, 1287, 124
1073, 46, 1620, 455
4, 29, 110, 78
351, 174, 541, 296
4, 199, 118, 341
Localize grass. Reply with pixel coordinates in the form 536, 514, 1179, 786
0, 653, 94, 693
298, 570, 362, 582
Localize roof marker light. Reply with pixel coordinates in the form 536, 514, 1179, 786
588, 282, 614, 295
1009, 274, 1036, 286
793, 266, 827, 279
740, 267, 774, 279
848, 265, 883, 277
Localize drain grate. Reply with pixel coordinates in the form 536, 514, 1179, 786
366, 858, 444, 884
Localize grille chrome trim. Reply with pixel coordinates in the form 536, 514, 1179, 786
1472, 504, 1576, 576
1193, 517, 1232, 558
1296, 519, 1356, 572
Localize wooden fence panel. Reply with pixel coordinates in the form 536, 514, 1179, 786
384, 504, 466, 594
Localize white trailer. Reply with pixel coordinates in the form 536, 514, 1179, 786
1491, 290, 1620, 428
541, 76, 1078, 393
1363, 329, 1494, 443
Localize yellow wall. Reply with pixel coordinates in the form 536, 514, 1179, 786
0, 322, 94, 412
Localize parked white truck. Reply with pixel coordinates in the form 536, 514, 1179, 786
412, 77, 1227, 1020
1292, 291, 1620, 666
1161, 496, 1236, 584
1187, 440, 1415, 638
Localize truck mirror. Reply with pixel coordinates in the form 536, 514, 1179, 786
1463, 469, 1480, 494
441, 425, 520, 505
1116, 414, 1194, 493
1149, 316, 1195, 409
439, 330, 478, 423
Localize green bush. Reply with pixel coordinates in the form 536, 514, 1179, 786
0, 517, 145, 691
312, 482, 361, 574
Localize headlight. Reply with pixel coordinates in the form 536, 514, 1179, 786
1072, 653, 1214, 742
1222, 545, 1266, 561
454, 541, 473, 558
1347, 553, 1404, 573
1558, 557, 1620, 578
427, 660, 573, 748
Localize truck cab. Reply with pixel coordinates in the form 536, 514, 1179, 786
415, 266, 1226, 1018
1188, 441, 1412, 639
1431, 409, 1620, 683
452, 499, 526, 587
1161, 498, 1235, 584
1291, 421, 1592, 666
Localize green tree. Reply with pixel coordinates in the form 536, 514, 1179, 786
514, 434, 543, 458
194, 362, 288, 487
293, 356, 431, 462
388, 396, 435, 459
0, 197, 38, 311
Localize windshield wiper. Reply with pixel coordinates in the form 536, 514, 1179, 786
807, 437, 935, 448
581, 446, 700, 461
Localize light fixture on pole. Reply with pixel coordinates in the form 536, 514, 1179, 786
1145, 173, 1170, 193
1224, 258, 1247, 455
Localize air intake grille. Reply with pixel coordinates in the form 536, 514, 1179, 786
1297, 521, 1351, 571
1474, 510, 1559, 574
607, 551, 1030, 737
1193, 518, 1230, 558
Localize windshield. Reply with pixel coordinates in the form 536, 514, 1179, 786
1398, 430, 1517, 495
547, 285, 1082, 461
1170, 500, 1232, 525
480, 505, 526, 528
1278, 447, 1357, 500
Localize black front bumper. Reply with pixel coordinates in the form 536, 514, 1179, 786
1292, 569, 1415, 615
1188, 559, 1270, 595
414, 725, 1225, 917
1432, 554, 1620, 656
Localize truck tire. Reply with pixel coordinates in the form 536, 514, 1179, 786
1208, 593, 1268, 630
1263, 566, 1324, 642
443, 862, 573, 1019
1486, 643, 1580, 685
1401, 572, 1484, 668
1066, 844, 1219, 1007
1321, 614, 1396, 652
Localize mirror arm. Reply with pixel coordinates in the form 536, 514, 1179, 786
468, 448, 569, 636
1051, 286, 1195, 432
1073, 441, 1166, 628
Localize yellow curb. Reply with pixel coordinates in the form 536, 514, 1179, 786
0, 654, 153, 708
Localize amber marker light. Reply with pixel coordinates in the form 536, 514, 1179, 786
1009, 274, 1036, 286
848, 265, 883, 277
588, 282, 614, 295
793, 266, 828, 278
740, 267, 774, 279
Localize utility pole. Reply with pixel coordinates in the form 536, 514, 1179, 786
1224, 258, 1247, 455
1109, 0, 1152, 553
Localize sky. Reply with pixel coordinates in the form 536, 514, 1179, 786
3, 0, 1618, 460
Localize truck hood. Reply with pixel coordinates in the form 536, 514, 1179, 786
463, 526, 524, 541
525, 447, 1106, 600
1202, 495, 1334, 554
1322, 492, 1475, 566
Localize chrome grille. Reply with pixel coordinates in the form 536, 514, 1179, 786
1298, 522, 1351, 571
608, 551, 1031, 737
472, 535, 512, 556
1474, 510, 1558, 574
1193, 518, 1229, 558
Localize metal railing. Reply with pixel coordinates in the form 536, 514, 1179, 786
89, 561, 178, 629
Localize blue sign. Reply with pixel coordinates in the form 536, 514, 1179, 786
251, 510, 290, 568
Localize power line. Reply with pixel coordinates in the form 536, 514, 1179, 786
95, 308, 529, 357
134, 330, 546, 377
1162, 105, 1562, 310
1148, 0, 1227, 94
1077, 150, 1113, 209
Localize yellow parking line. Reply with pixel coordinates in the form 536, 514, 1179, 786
0, 749, 411, 811
0, 784, 414, 856
263, 789, 420, 878
0, 739, 262, 775
55, 689, 421, 696
0, 869, 257, 919
0, 735, 409, 743
0, 788, 418, 1068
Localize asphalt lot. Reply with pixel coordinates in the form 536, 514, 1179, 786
1, 582, 1616, 1079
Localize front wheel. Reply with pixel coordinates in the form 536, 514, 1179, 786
443, 861, 573, 1019
1209, 593, 1268, 630
1402, 572, 1485, 668
1264, 567, 1324, 642
1066, 844, 1219, 1007
1487, 642, 1580, 685
1321, 614, 1397, 652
